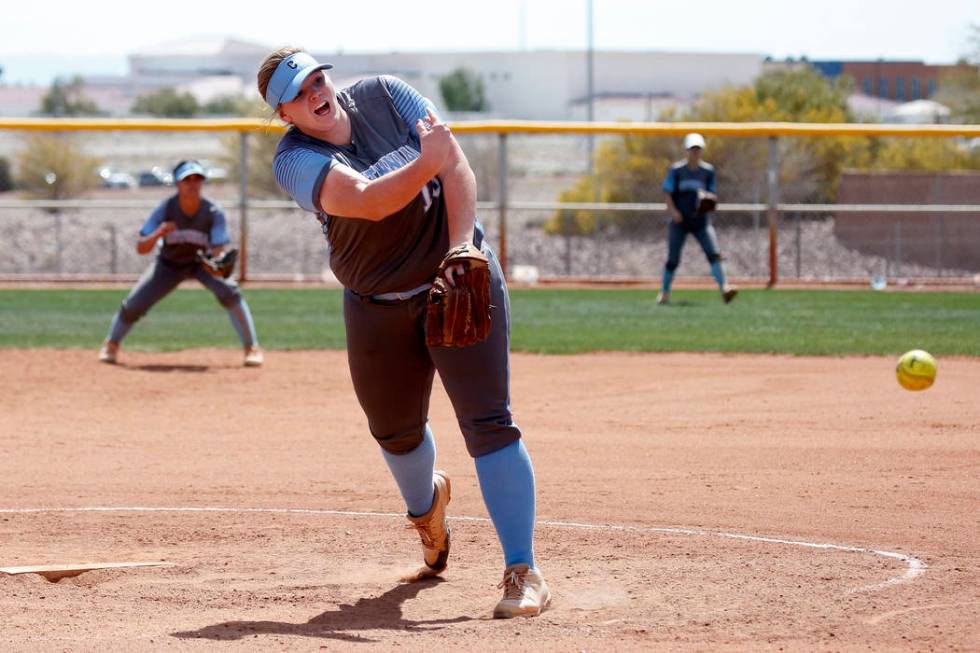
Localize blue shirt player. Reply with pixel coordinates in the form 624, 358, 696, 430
659, 133, 737, 305
98, 160, 263, 366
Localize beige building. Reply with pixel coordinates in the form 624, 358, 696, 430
1, 37, 764, 119
129, 37, 764, 120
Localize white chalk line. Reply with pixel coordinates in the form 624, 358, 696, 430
0, 506, 926, 594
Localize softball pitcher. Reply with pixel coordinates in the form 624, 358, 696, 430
98, 160, 263, 366
257, 47, 549, 618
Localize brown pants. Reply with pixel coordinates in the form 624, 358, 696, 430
342, 244, 521, 458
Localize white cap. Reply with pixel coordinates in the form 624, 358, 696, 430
684, 133, 706, 150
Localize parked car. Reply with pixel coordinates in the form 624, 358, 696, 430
137, 167, 173, 187
98, 167, 136, 190
199, 161, 228, 183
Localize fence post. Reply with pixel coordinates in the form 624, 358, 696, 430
54, 212, 63, 274
238, 131, 249, 283
894, 221, 902, 278
794, 212, 801, 278
752, 185, 762, 276
107, 223, 117, 275
767, 136, 780, 287
497, 132, 508, 279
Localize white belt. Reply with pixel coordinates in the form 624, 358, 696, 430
370, 282, 432, 302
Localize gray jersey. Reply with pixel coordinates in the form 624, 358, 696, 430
139, 196, 229, 266
274, 77, 449, 296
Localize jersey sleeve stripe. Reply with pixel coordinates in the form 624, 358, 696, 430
384, 75, 438, 127
275, 148, 334, 213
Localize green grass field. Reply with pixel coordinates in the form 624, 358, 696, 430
1, 288, 978, 356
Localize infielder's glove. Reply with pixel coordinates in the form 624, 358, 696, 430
696, 190, 718, 215
196, 248, 238, 279
425, 243, 493, 348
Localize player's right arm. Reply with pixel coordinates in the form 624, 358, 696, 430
136, 203, 176, 255
664, 194, 683, 224
383, 76, 477, 248
319, 142, 445, 220
322, 115, 451, 220
662, 168, 683, 224
276, 118, 452, 221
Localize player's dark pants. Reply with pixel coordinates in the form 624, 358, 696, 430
343, 242, 521, 459
112, 257, 256, 346
665, 219, 722, 271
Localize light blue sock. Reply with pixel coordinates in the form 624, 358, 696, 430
661, 268, 675, 294
475, 439, 536, 568
107, 312, 133, 343
710, 261, 726, 289
226, 298, 258, 347
381, 425, 436, 517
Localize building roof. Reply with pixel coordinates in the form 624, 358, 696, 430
891, 99, 951, 116
0, 85, 46, 117
847, 93, 900, 121
888, 99, 952, 123
133, 36, 271, 58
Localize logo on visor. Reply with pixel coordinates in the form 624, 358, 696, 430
287, 59, 298, 69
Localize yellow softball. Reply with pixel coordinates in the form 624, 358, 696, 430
896, 350, 937, 391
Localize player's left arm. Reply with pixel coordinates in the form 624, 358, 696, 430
384, 76, 476, 248
707, 167, 717, 194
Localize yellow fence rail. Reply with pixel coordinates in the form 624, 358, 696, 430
2, 117, 979, 138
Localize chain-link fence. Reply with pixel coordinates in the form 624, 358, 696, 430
0, 120, 978, 284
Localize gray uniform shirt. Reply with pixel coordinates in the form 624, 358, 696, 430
274, 76, 449, 296
139, 196, 229, 266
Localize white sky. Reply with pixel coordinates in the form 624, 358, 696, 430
1, 0, 976, 81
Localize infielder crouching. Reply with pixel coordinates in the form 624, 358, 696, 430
98, 160, 263, 367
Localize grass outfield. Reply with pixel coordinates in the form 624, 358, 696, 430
1, 287, 978, 356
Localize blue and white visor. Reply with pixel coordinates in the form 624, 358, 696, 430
174, 160, 206, 181
264, 52, 334, 110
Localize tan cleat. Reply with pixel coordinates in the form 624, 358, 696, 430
722, 285, 738, 304
402, 470, 451, 582
243, 346, 264, 367
656, 291, 670, 305
98, 340, 119, 364
493, 564, 551, 618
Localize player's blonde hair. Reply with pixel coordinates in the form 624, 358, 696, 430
256, 46, 305, 103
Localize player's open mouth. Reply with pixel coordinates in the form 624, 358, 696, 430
314, 101, 330, 116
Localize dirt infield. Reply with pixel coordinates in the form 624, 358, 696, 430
1, 349, 978, 651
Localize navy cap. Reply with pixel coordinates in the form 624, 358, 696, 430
264, 52, 333, 110
174, 160, 206, 182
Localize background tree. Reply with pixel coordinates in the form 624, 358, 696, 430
131, 88, 200, 117
549, 134, 675, 235
16, 133, 99, 201
39, 76, 103, 116
545, 62, 980, 237
439, 67, 488, 112
872, 136, 980, 170
547, 67, 872, 235
202, 95, 253, 116
216, 99, 289, 199
935, 24, 980, 123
